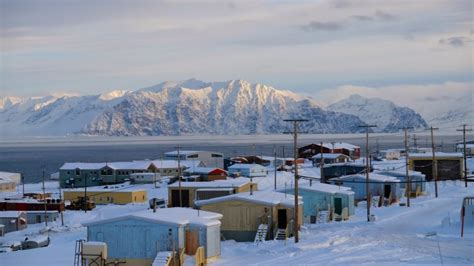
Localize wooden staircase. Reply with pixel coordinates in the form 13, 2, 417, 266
317, 210, 329, 224
254, 224, 269, 243
152, 251, 173, 266
274, 229, 286, 241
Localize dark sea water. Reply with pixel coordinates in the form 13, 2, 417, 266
0, 134, 459, 183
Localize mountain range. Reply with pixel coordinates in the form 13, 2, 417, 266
0, 79, 445, 137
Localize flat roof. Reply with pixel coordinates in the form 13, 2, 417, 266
60, 160, 183, 171
0, 211, 24, 218
297, 182, 354, 195
311, 153, 349, 159
195, 191, 302, 208
168, 178, 249, 188
335, 173, 400, 182
410, 152, 463, 159
63, 184, 147, 193
228, 163, 267, 170
83, 207, 222, 227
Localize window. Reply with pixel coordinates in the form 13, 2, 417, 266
67, 171, 70, 175
142, 195, 145, 200
188, 154, 198, 158
212, 154, 223, 158
75, 168, 80, 176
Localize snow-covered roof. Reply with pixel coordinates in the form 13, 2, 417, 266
322, 142, 360, 151
0, 211, 24, 218
185, 167, 226, 174
0, 177, 15, 184
410, 152, 463, 159
311, 153, 349, 159
168, 178, 249, 188
60, 160, 184, 171
60, 162, 107, 170
63, 184, 146, 193
335, 173, 399, 182
180, 160, 204, 169
375, 170, 425, 178
0, 171, 20, 179
322, 162, 366, 168
456, 143, 474, 148
297, 182, 354, 195
83, 207, 222, 227
149, 160, 183, 169
228, 163, 267, 170
195, 191, 302, 208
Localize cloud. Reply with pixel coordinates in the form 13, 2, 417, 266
352, 15, 373, 21
374, 10, 396, 21
439, 36, 472, 47
301, 21, 343, 32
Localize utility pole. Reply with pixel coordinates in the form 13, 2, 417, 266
457, 125, 472, 188
42, 170, 48, 227
400, 127, 413, 207
284, 118, 308, 243
21, 173, 25, 198
412, 134, 419, 151
176, 146, 183, 207
427, 127, 439, 197
359, 124, 377, 222
84, 173, 88, 213
274, 144, 277, 190
320, 142, 325, 183
58, 185, 64, 226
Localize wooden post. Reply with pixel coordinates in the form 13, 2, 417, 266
427, 127, 439, 197
457, 125, 472, 188
359, 124, 377, 222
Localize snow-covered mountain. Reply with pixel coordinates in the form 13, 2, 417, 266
327, 95, 428, 132
0, 79, 432, 136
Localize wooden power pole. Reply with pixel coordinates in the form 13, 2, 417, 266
400, 127, 413, 207
320, 142, 325, 183
176, 146, 183, 207
359, 124, 377, 222
274, 144, 277, 190
457, 124, 472, 188
427, 127, 439, 197
284, 118, 308, 243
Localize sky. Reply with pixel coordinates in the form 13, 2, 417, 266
0, 0, 472, 97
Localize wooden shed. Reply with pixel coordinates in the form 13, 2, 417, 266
409, 152, 464, 181
167, 178, 254, 208
330, 173, 401, 205
195, 191, 303, 242
0, 211, 27, 233
280, 182, 355, 222
84, 208, 222, 266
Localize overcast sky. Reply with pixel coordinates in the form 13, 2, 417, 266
0, 0, 472, 97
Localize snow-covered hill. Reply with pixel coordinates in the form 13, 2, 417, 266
328, 95, 428, 132
0, 79, 432, 136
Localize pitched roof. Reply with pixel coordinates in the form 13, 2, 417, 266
335, 173, 400, 182
168, 178, 249, 188
195, 191, 302, 208
298, 182, 354, 195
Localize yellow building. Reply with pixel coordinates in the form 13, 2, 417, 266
195, 190, 303, 242
0, 177, 16, 192
167, 178, 255, 208
409, 152, 464, 181
64, 186, 147, 205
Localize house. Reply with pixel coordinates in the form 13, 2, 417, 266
280, 182, 355, 222
84, 208, 222, 266
409, 152, 464, 181
25, 211, 59, 224
229, 156, 271, 166
0, 172, 21, 184
0, 211, 27, 233
298, 143, 361, 159
184, 167, 228, 181
0, 176, 16, 192
376, 170, 426, 197
167, 178, 254, 208
228, 164, 268, 178
379, 149, 401, 160
330, 173, 401, 205
322, 163, 370, 179
456, 143, 474, 156
59, 160, 185, 188
63, 185, 147, 205
129, 172, 159, 184
0, 198, 65, 212
195, 191, 303, 242
312, 153, 351, 165
165, 150, 224, 168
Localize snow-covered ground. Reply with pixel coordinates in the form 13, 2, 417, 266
1, 162, 473, 265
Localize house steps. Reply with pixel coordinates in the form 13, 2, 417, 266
274, 229, 286, 241
152, 251, 173, 266
317, 210, 329, 224
254, 224, 268, 243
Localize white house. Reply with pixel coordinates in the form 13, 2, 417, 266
228, 164, 268, 178
165, 150, 224, 168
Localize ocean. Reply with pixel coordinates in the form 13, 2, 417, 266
0, 134, 460, 183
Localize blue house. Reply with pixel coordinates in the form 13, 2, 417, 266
228, 164, 268, 178
280, 182, 355, 221
330, 174, 401, 205
376, 170, 426, 196
83, 208, 222, 265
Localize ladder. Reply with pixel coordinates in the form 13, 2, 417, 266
152, 251, 173, 266
317, 210, 329, 224
274, 229, 286, 240
74, 240, 84, 266
254, 224, 268, 243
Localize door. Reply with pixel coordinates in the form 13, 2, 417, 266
171, 190, 190, 207
384, 185, 391, 199
334, 198, 342, 215
277, 209, 287, 229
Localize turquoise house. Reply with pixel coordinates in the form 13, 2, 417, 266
83, 208, 222, 266
281, 182, 355, 220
